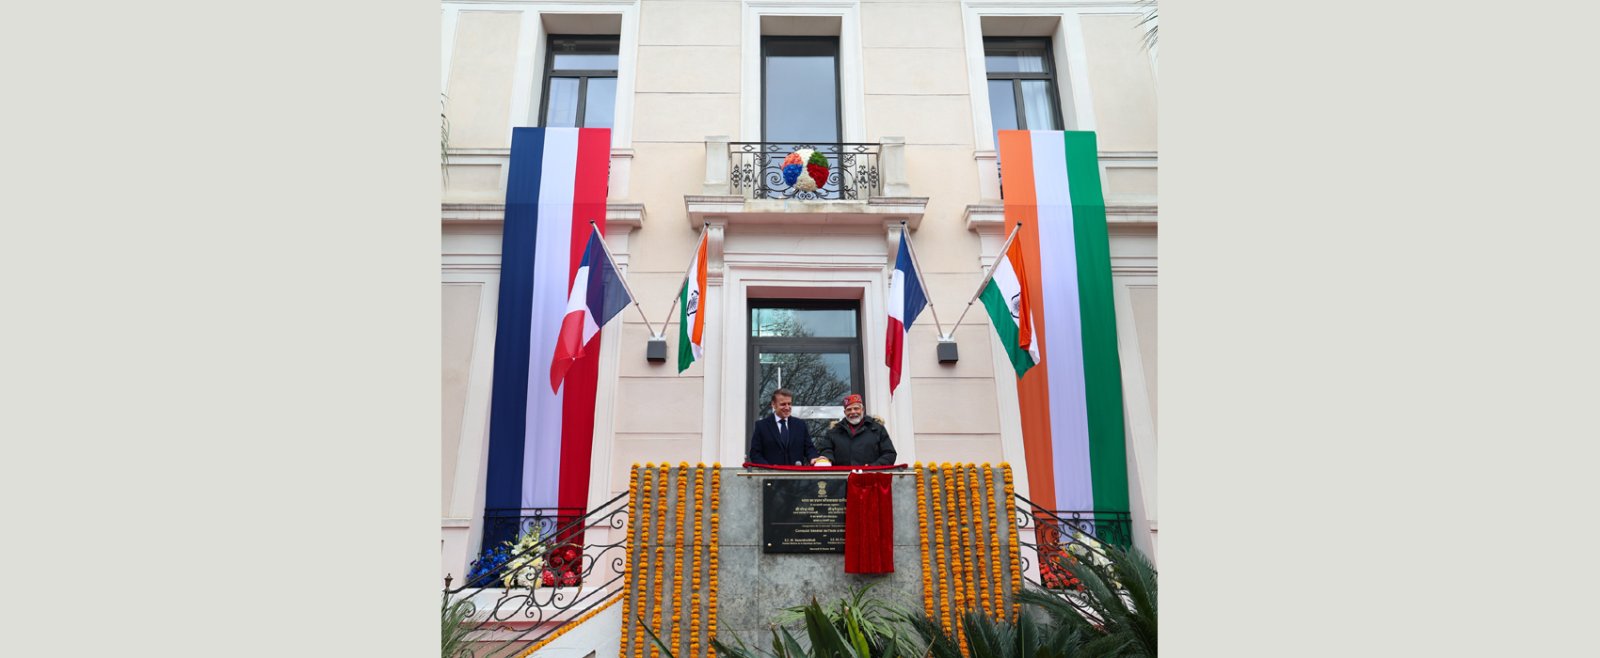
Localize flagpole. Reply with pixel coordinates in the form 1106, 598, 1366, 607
658, 224, 709, 339
897, 221, 946, 339
588, 220, 656, 336
947, 223, 1023, 336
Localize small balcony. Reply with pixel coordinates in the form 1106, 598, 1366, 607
729, 141, 882, 200
687, 135, 927, 229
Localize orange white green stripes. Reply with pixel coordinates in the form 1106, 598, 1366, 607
677, 230, 708, 372
997, 130, 1129, 515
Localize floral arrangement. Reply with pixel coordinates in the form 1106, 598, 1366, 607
914, 463, 935, 621
465, 530, 585, 589
781, 149, 831, 192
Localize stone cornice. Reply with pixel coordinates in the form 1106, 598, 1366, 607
441, 202, 646, 228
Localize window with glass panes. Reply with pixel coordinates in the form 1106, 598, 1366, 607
984, 37, 1064, 138
539, 36, 618, 129
762, 37, 841, 143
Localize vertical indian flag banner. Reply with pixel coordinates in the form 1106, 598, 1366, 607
997, 129, 1129, 516
979, 236, 1040, 378
677, 232, 708, 372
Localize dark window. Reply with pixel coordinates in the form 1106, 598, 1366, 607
540, 36, 619, 129
747, 300, 863, 452
762, 37, 842, 143
984, 37, 1064, 138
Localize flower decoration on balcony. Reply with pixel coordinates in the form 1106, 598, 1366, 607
781, 148, 831, 192
501, 528, 549, 588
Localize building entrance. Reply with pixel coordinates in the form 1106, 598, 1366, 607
745, 299, 863, 450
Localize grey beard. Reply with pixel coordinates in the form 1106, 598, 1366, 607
847, 416, 863, 425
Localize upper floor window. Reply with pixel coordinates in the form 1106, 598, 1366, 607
540, 36, 618, 129
984, 37, 1063, 136
762, 36, 841, 144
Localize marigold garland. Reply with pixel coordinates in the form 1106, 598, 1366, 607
982, 464, 1003, 621
959, 464, 978, 625
914, 463, 934, 622
968, 465, 990, 619
667, 463, 687, 657
1002, 464, 1022, 620
708, 464, 722, 657
942, 464, 968, 653
621, 465, 640, 657
512, 595, 622, 658
634, 464, 653, 656
650, 464, 666, 658
930, 465, 950, 635
690, 464, 705, 658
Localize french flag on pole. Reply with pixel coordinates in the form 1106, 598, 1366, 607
550, 227, 632, 393
886, 227, 927, 394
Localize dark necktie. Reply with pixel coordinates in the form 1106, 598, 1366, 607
778, 419, 788, 445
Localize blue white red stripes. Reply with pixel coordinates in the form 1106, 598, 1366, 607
886, 227, 927, 395
484, 127, 613, 539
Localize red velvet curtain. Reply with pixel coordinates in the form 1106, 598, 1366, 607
845, 472, 894, 574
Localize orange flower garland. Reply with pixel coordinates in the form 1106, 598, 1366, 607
1002, 464, 1022, 619
914, 463, 934, 621
968, 465, 990, 619
622, 465, 640, 656
634, 464, 653, 656
670, 462, 688, 657
983, 464, 1003, 620
690, 464, 705, 658
957, 464, 977, 626
708, 464, 721, 657
513, 595, 622, 658
650, 464, 666, 658
931, 465, 950, 634
942, 463, 967, 653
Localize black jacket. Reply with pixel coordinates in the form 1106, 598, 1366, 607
816, 416, 897, 466
748, 414, 818, 466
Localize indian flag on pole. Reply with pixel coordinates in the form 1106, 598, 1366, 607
677, 231, 708, 372
998, 129, 1129, 520
979, 236, 1039, 378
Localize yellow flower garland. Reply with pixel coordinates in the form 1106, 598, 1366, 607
983, 464, 1002, 621
512, 595, 622, 658
690, 465, 705, 658
621, 465, 639, 656
960, 464, 979, 626
914, 463, 934, 622
651, 464, 666, 658
968, 465, 989, 619
942, 464, 967, 653
635, 464, 653, 656
1002, 464, 1022, 620
931, 465, 950, 635
669, 462, 688, 657
708, 464, 721, 657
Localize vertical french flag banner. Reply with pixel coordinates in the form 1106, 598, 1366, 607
885, 228, 927, 394
483, 127, 611, 549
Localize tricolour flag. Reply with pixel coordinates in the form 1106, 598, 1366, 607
551, 227, 631, 392
677, 231, 708, 373
482, 127, 611, 549
978, 235, 1039, 378
885, 227, 927, 394
997, 129, 1129, 518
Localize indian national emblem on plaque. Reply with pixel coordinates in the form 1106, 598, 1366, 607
817, 481, 828, 497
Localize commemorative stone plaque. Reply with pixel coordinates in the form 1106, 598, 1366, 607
761, 478, 846, 553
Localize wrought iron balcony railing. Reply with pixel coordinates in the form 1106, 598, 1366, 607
442, 494, 629, 657
729, 141, 882, 200
1012, 493, 1134, 591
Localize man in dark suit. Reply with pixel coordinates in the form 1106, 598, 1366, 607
747, 388, 822, 466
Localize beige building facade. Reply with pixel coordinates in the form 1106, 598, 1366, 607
441, 0, 1157, 586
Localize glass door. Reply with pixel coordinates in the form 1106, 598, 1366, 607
747, 300, 863, 448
